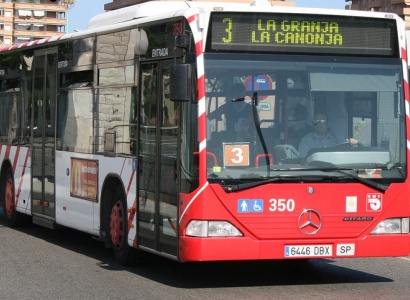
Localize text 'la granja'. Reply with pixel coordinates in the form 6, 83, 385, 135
252, 19, 343, 45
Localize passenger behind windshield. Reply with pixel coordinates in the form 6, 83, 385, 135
208, 83, 254, 142
298, 112, 358, 157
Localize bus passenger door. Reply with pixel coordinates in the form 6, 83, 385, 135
31, 49, 57, 227
138, 62, 179, 257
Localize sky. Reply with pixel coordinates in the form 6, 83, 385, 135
67, 0, 346, 32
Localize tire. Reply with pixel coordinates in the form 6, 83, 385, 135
109, 186, 137, 265
1, 167, 27, 227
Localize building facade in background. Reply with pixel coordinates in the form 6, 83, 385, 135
104, 0, 295, 11
0, 0, 70, 47
347, 0, 410, 28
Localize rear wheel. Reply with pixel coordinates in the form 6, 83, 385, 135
1, 167, 27, 227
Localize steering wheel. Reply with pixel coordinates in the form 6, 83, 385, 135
333, 141, 363, 149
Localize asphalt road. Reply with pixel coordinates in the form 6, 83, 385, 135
0, 218, 409, 300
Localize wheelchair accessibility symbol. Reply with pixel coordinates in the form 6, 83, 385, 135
238, 199, 264, 213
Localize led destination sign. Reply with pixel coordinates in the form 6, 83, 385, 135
208, 13, 398, 56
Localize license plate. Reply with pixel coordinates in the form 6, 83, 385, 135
285, 245, 332, 258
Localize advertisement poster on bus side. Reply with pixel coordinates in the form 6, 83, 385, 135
70, 158, 98, 201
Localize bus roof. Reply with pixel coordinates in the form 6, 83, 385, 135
87, 0, 296, 29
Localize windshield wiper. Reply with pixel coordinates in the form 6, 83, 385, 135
224, 175, 328, 193
223, 168, 389, 193
388, 162, 406, 176
321, 168, 388, 193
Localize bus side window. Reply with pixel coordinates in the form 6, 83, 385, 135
0, 86, 19, 145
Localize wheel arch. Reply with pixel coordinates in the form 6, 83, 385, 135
0, 158, 30, 226
0, 159, 13, 200
0, 159, 13, 181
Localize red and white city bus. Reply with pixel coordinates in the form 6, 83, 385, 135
0, 0, 409, 265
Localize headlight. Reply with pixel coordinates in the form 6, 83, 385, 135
186, 220, 243, 237
371, 218, 409, 234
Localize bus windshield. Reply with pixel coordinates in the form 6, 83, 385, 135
205, 54, 406, 183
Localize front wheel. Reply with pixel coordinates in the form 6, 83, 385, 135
109, 186, 151, 265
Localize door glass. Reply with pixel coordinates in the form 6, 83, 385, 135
138, 63, 179, 255
32, 51, 56, 218
139, 63, 158, 243
44, 52, 56, 217
159, 68, 178, 248
32, 55, 45, 216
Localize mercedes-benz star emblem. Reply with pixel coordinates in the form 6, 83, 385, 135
298, 209, 322, 235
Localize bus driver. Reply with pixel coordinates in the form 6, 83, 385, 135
298, 112, 358, 157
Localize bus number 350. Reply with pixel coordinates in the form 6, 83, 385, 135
269, 199, 295, 212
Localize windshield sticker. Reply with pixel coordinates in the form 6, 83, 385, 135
213, 166, 222, 173
223, 143, 250, 167
358, 169, 382, 178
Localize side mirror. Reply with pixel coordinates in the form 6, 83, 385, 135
170, 64, 192, 102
